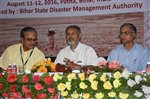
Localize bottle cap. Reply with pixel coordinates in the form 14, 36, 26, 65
147, 62, 150, 65
8, 64, 12, 67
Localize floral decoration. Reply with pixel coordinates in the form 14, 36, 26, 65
0, 60, 150, 98
31, 58, 55, 73
0, 70, 150, 99
81, 60, 124, 76
55, 63, 72, 73
0, 73, 59, 99
98, 60, 123, 70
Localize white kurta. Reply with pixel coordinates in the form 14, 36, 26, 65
0, 43, 45, 70
54, 42, 98, 66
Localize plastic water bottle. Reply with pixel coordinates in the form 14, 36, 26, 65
146, 62, 150, 75
7, 64, 12, 74
12, 63, 17, 74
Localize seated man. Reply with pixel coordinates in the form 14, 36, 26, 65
54, 25, 98, 69
107, 23, 149, 72
0, 27, 45, 71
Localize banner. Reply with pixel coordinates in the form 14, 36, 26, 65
0, 0, 149, 18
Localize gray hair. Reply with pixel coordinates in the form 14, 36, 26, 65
65, 25, 81, 34
120, 23, 137, 33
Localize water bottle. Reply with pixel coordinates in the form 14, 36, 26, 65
12, 63, 17, 74
146, 62, 150, 75
7, 64, 12, 74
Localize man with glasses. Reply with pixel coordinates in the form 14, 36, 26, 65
0, 27, 45, 71
107, 23, 149, 72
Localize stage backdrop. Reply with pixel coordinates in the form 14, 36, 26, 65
0, 0, 150, 57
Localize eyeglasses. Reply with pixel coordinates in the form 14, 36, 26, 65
24, 38, 37, 42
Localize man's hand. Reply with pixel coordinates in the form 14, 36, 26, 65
64, 58, 81, 69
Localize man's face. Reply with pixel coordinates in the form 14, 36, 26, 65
21, 31, 37, 51
119, 26, 136, 44
66, 28, 81, 46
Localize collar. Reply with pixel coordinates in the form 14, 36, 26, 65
69, 42, 81, 52
121, 43, 138, 51
20, 44, 34, 53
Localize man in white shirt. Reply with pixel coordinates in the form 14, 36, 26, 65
54, 25, 98, 69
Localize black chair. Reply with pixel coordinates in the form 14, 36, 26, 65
45, 56, 56, 62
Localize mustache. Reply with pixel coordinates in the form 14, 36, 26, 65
67, 37, 74, 41
67, 38, 74, 45
67, 41, 75, 45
